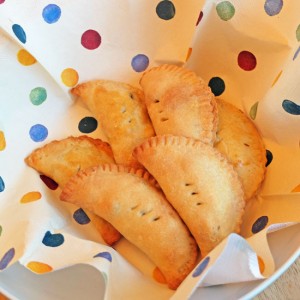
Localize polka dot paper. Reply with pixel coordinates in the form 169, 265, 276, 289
0, 0, 300, 299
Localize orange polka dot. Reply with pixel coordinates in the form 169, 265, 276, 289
20, 191, 42, 203
271, 70, 282, 87
26, 261, 53, 274
17, 49, 36, 66
257, 256, 265, 273
152, 267, 167, 284
61, 68, 79, 87
292, 184, 300, 192
185, 47, 192, 62
0, 131, 6, 151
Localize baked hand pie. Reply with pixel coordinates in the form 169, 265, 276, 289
215, 99, 267, 200
25, 135, 121, 245
60, 164, 198, 290
134, 135, 245, 257
71, 80, 155, 167
139, 64, 218, 145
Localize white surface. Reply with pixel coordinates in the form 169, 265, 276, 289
0, 224, 299, 300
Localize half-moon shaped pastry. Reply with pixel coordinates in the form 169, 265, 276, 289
134, 135, 245, 256
60, 164, 198, 290
139, 64, 218, 145
215, 99, 267, 200
25, 135, 121, 245
71, 80, 155, 167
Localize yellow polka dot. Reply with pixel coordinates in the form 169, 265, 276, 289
17, 49, 36, 66
61, 68, 79, 87
27, 261, 53, 274
152, 267, 167, 284
292, 184, 300, 192
185, 47, 193, 62
0, 131, 6, 151
271, 70, 282, 87
20, 191, 42, 203
257, 256, 265, 273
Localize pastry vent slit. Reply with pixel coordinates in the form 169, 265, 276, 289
131, 204, 139, 210
139, 209, 153, 216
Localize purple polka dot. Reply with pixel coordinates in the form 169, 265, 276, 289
264, 0, 283, 16
73, 208, 91, 225
42, 4, 61, 24
0, 248, 15, 270
131, 54, 149, 72
94, 251, 112, 262
192, 256, 210, 277
42, 231, 64, 247
252, 216, 269, 233
12, 24, 26, 43
293, 46, 300, 61
29, 124, 48, 142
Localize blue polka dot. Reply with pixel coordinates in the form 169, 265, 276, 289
131, 54, 149, 72
208, 77, 225, 96
29, 124, 48, 142
12, 24, 26, 44
266, 149, 273, 167
156, 0, 176, 20
42, 231, 64, 247
0, 176, 4, 192
282, 99, 300, 115
42, 4, 61, 24
192, 256, 210, 277
94, 251, 112, 262
73, 208, 91, 225
78, 117, 98, 133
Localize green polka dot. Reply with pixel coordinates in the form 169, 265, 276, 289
216, 1, 235, 21
250, 102, 259, 120
0, 225, 2, 236
30, 87, 47, 105
296, 24, 300, 42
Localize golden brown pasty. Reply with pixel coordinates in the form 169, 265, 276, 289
25, 135, 121, 245
134, 135, 245, 257
71, 80, 155, 167
215, 99, 267, 200
60, 164, 198, 290
140, 64, 218, 145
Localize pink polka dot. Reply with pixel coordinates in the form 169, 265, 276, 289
0, 0, 5, 4
238, 51, 257, 71
81, 30, 101, 50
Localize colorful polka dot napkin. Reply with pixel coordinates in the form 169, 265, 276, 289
0, 1, 299, 299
